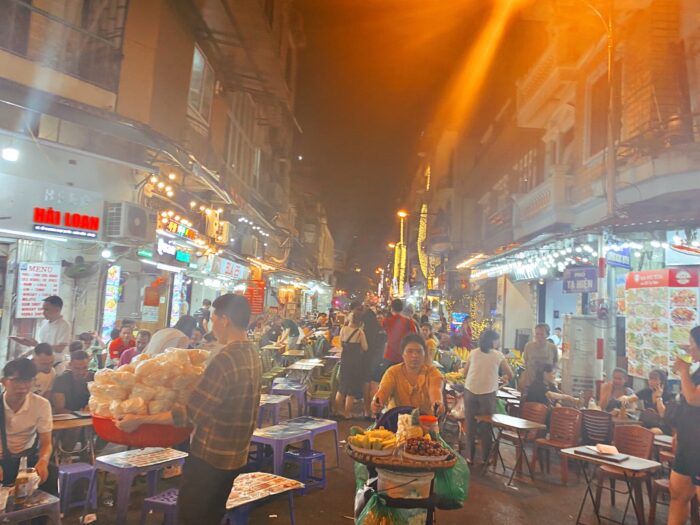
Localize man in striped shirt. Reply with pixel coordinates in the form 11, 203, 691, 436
117, 294, 261, 525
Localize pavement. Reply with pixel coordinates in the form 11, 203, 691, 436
60, 417, 672, 524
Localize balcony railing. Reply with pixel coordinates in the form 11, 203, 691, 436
512, 165, 574, 240
0, 1, 127, 92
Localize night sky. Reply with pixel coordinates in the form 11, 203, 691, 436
295, 1, 544, 278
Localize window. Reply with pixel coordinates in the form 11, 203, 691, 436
514, 148, 540, 193
188, 46, 215, 121
226, 92, 261, 189
588, 73, 609, 157
0, 1, 30, 56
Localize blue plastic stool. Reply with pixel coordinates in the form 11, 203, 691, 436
224, 490, 296, 524
58, 462, 97, 514
306, 398, 330, 418
283, 448, 326, 493
139, 488, 178, 525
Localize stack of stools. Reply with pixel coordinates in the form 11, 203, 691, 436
283, 448, 326, 494
58, 462, 97, 515
139, 488, 179, 525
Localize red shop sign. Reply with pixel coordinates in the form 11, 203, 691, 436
625, 268, 699, 289
33, 207, 100, 231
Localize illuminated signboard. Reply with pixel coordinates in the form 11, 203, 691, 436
156, 238, 191, 264
164, 219, 196, 240
33, 207, 100, 238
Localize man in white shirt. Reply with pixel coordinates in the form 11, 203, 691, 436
0, 358, 55, 493
31, 344, 56, 398
12, 296, 72, 369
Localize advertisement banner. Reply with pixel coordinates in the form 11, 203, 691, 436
16, 262, 62, 318
625, 268, 699, 378
218, 258, 250, 281
101, 265, 121, 340
245, 280, 266, 315
563, 267, 598, 294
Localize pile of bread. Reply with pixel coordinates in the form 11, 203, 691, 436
88, 349, 208, 418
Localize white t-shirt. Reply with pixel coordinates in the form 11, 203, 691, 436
33, 369, 56, 397
2, 393, 52, 456
144, 328, 188, 356
37, 316, 72, 365
464, 349, 506, 395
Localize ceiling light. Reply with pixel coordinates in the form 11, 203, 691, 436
150, 175, 158, 184
168, 173, 176, 180
1, 147, 19, 162
101, 248, 112, 259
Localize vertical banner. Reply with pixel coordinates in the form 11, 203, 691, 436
16, 262, 62, 319
101, 265, 121, 340
169, 272, 185, 328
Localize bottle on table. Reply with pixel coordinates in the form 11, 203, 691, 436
14, 456, 30, 505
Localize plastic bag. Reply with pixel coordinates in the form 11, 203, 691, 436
148, 399, 173, 415
89, 383, 128, 401
111, 371, 136, 389
188, 349, 209, 367
130, 384, 156, 402
433, 435, 470, 509
356, 493, 409, 525
153, 386, 177, 403
495, 398, 507, 415
94, 369, 116, 385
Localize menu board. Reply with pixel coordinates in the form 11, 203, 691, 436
625, 268, 699, 378
16, 262, 61, 318
101, 265, 121, 341
245, 280, 266, 315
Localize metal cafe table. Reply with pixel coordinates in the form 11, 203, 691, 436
476, 413, 546, 487
561, 446, 661, 525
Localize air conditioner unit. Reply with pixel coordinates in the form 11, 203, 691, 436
240, 234, 259, 257
104, 202, 156, 242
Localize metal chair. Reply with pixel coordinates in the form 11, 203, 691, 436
594, 425, 655, 523
581, 409, 613, 445
532, 407, 582, 484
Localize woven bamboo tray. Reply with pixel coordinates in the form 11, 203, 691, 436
346, 444, 458, 471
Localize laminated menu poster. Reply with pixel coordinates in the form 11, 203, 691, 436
226, 472, 303, 510
625, 268, 699, 378
16, 262, 61, 318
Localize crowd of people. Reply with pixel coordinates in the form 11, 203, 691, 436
4, 291, 700, 524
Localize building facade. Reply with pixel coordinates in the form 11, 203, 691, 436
0, 0, 325, 361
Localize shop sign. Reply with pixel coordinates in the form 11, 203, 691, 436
137, 249, 154, 259
512, 265, 539, 281
606, 247, 631, 269
164, 219, 197, 240
563, 267, 598, 294
218, 257, 250, 280
666, 244, 700, 267
2, 174, 103, 239
16, 262, 61, 318
156, 238, 191, 264
625, 268, 699, 289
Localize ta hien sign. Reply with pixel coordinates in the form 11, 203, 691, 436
33, 207, 100, 239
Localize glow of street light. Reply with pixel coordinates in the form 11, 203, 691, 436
388, 243, 396, 249
397, 210, 408, 219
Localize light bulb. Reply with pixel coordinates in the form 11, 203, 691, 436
166, 191, 174, 197
157, 182, 165, 189
165, 185, 172, 192
150, 176, 158, 184
167, 211, 174, 217
168, 173, 176, 180
190, 201, 196, 208
101, 248, 112, 259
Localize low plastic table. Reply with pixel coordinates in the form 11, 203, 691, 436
1, 490, 60, 524
272, 380, 308, 416
259, 394, 293, 427
251, 426, 312, 475
95, 447, 187, 524
283, 416, 341, 467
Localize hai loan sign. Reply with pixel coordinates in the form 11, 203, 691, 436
33, 207, 100, 239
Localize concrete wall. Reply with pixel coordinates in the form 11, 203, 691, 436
502, 278, 535, 349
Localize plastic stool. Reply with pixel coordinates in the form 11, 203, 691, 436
306, 397, 330, 418
284, 448, 326, 493
58, 462, 97, 514
139, 488, 178, 525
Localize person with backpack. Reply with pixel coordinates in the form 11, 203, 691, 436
193, 299, 212, 332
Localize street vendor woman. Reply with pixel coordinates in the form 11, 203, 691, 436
372, 334, 444, 416
116, 294, 261, 525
